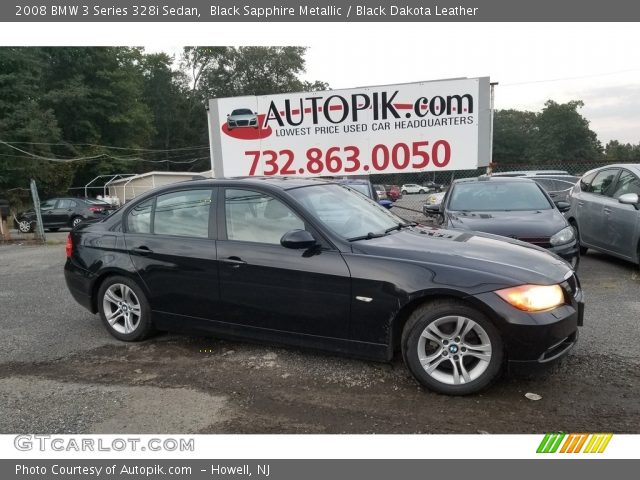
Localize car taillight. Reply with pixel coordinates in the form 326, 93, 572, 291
88, 206, 103, 212
66, 234, 73, 258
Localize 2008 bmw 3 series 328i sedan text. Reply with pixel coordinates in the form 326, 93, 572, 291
64, 177, 584, 395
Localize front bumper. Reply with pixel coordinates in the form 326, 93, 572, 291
548, 240, 580, 268
471, 283, 584, 364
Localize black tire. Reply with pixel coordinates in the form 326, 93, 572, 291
97, 275, 155, 341
401, 299, 504, 395
401, 190, 407, 195
419, 189, 426, 194
569, 221, 588, 255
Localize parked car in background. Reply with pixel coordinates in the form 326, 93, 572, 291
373, 184, 388, 200
16, 197, 116, 233
566, 164, 640, 264
426, 177, 580, 268
422, 181, 444, 192
527, 176, 579, 203
401, 183, 427, 195
334, 179, 393, 209
384, 185, 402, 201
65, 176, 583, 395
490, 170, 570, 177
422, 191, 447, 218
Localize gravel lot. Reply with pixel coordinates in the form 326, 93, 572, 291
0, 238, 638, 434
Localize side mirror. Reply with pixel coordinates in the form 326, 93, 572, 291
618, 193, 640, 209
554, 201, 571, 213
254, 112, 258, 115
281, 229, 317, 249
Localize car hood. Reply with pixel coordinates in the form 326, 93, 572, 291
350, 226, 572, 288
446, 209, 568, 238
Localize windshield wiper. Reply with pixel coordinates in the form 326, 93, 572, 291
384, 221, 417, 234
347, 231, 388, 242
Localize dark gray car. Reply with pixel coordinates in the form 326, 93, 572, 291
566, 164, 640, 264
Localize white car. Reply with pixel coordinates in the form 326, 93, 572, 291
401, 184, 427, 195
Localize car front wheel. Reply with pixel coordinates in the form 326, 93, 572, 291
570, 221, 588, 255
71, 216, 83, 228
98, 276, 155, 341
402, 299, 503, 395
18, 220, 33, 233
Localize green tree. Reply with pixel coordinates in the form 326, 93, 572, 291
492, 109, 537, 163
529, 100, 602, 162
604, 140, 640, 162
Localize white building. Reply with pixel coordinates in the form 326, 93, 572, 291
107, 170, 213, 204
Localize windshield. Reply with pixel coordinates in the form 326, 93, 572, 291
449, 182, 552, 211
289, 184, 406, 240
231, 109, 253, 115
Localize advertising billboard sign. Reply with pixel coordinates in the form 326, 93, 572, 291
208, 77, 490, 177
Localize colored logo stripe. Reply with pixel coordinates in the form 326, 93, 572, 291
537, 433, 612, 453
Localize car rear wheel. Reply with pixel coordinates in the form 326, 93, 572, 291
401, 190, 407, 195
97, 276, 155, 341
419, 189, 426, 194
401, 299, 503, 395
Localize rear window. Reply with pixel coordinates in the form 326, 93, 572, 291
448, 182, 552, 211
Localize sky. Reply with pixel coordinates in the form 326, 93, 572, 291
2, 22, 639, 145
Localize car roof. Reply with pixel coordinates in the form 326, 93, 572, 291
453, 176, 538, 185
582, 163, 640, 177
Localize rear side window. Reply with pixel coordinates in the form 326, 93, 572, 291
586, 169, 619, 196
127, 198, 153, 233
612, 170, 640, 198
154, 190, 212, 238
57, 199, 77, 209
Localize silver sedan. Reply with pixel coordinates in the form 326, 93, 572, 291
566, 163, 640, 264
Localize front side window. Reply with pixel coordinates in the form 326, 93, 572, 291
587, 169, 619, 196
40, 200, 57, 211
612, 170, 640, 198
154, 190, 212, 238
127, 198, 153, 234
225, 189, 304, 245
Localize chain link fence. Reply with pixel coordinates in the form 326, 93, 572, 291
370, 161, 612, 224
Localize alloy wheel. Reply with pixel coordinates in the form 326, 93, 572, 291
102, 283, 142, 335
417, 315, 492, 385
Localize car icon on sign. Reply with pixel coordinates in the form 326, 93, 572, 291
227, 108, 259, 130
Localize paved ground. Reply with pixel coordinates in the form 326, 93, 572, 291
0, 241, 638, 434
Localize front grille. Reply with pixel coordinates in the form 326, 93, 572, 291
236, 120, 249, 126
518, 237, 551, 248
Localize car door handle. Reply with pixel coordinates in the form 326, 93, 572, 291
132, 246, 153, 256
603, 208, 612, 215
220, 256, 247, 267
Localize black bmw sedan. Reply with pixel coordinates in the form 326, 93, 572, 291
426, 177, 580, 269
64, 177, 584, 395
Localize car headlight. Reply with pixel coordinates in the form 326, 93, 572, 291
550, 226, 575, 246
496, 284, 565, 312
